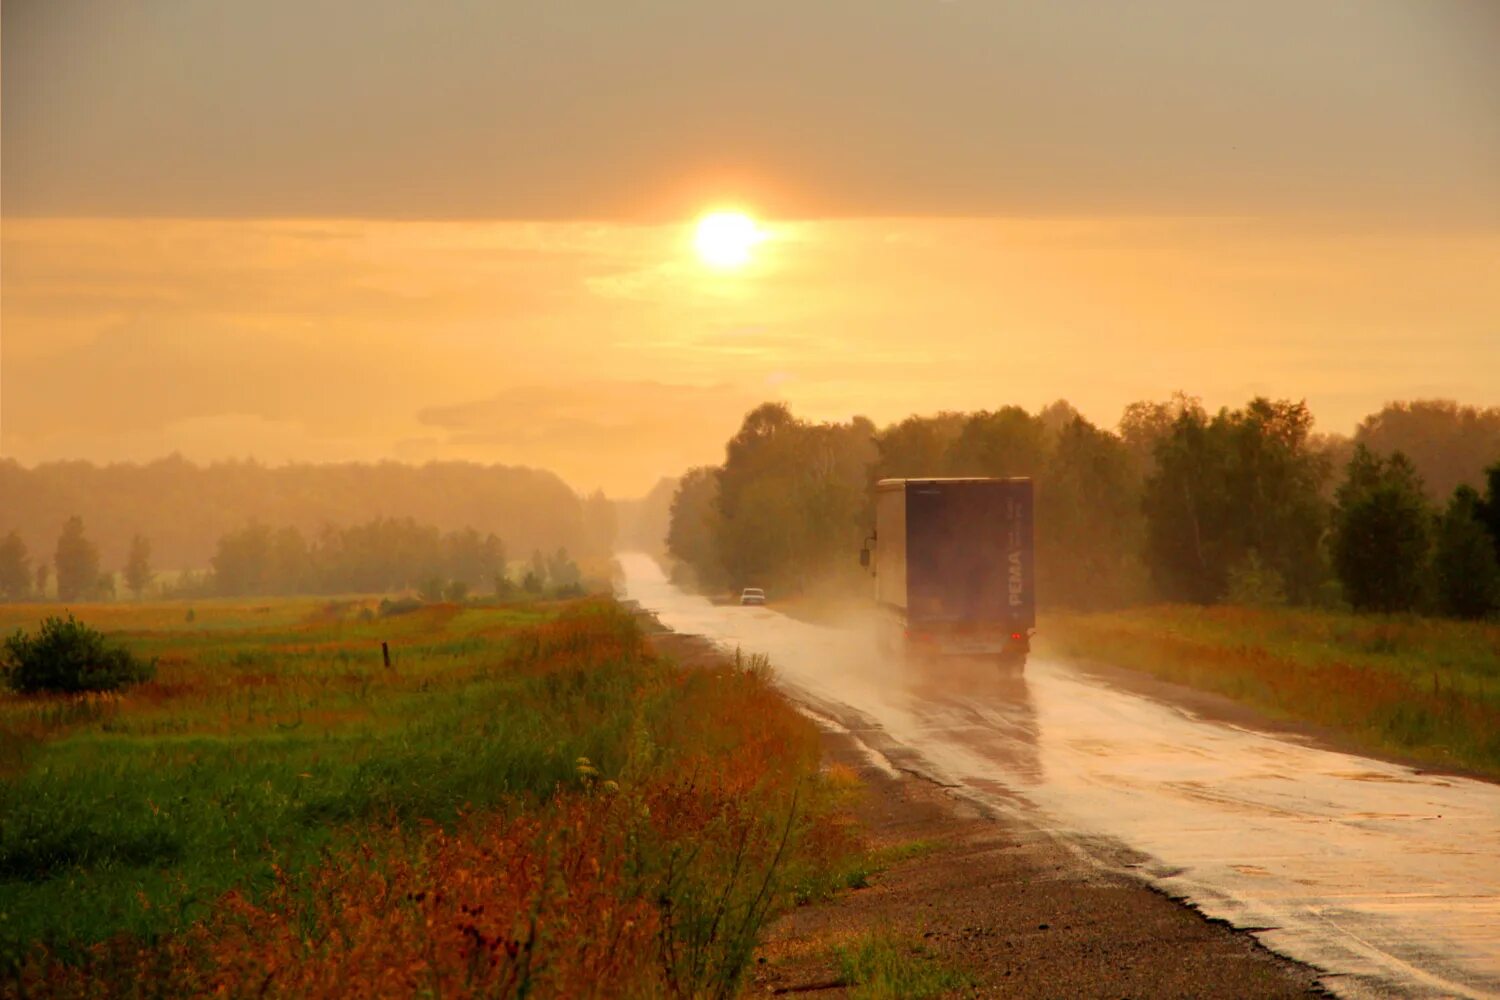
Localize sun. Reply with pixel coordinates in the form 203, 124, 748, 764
694, 211, 763, 269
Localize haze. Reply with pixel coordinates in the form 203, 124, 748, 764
4, 0, 1498, 495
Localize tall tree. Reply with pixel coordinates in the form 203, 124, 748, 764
1142, 399, 1329, 603
1331, 447, 1431, 613
210, 523, 275, 596
0, 531, 31, 601
1039, 417, 1147, 608
713, 404, 875, 591
1118, 392, 1203, 478
54, 516, 101, 602
1432, 485, 1499, 619
546, 548, 581, 587
1222, 398, 1330, 601
666, 467, 725, 589
1142, 407, 1227, 602
1475, 462, 1500, 566
1355, 400, 1500, 500
947, 407, 1050, 478
123, 534, 154, 599
872, 413, 966, 480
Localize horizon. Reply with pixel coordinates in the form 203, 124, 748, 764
4, 2, 1497, 496
3, 392, 1495, 501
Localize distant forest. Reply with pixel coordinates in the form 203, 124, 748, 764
666, 398, 1500, 618
0, 458, 617, 576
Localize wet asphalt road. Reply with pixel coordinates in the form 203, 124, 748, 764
619, 553, 1500, 999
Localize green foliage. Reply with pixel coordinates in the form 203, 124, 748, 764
546, 547, 582, 587
0, 531, 31, 601
713, 404, 876, 593
667, 466, 727, 589
53, 517, 100, 603
1119, 392, 1200, 475
1225, 549, 1287, 607
947, 405, 1050, 478
122, 535, 152, 599
1051, 604, 1500, 776
1038, 416, 1148, 608
1143, 398, 1329, 604
210, 517, 506, 596
2, 614, 156, 694
0, 599, 840, 991
1355, 400, 1500, 501
1433, 486, 1499, 619
0, 457, 605, 576
833, 930, 972, 1000
872, 412, 966, 480
795, 839, 941, 903
1332, 446, 1431, 614
1476, 462, 1500, 566
665, 396, 1492, 619
378, 596, 423, 617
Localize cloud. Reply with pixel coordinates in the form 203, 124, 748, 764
5, 3, 1495, 224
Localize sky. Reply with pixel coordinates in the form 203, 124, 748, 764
3, 1, 1498, 495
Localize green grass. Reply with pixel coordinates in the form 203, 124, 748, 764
0, 598, 667, 965
836, 839, 943, 892
834, 929, 972, 1000
1046, 604, 1500, 777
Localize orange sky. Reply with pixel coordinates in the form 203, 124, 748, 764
2, 2, 1497, 495
4, 216, 1496, 495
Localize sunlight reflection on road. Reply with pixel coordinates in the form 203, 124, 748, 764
620, 552, 1500, 1000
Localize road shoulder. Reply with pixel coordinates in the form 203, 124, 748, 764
751, 726, 1329, 998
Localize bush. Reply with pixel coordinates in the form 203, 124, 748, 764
2, 614, 156, 694
378, 596, 423, 618
1225, 549, 1287, 607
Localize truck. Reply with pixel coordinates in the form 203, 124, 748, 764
860, 477, 1035, 666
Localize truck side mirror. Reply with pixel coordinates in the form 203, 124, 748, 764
859, 547, 871, 568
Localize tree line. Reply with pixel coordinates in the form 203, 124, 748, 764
0, 515, 590, 601
0, 456, 617, 573
666, 398, 1500, 619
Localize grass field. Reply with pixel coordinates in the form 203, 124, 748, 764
0, 596, 861, 996
1046, 605, 1500, 778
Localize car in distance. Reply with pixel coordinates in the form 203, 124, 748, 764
739, 587, 766, 606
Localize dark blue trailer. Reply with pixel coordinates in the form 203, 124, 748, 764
861, 477, 1035, 665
